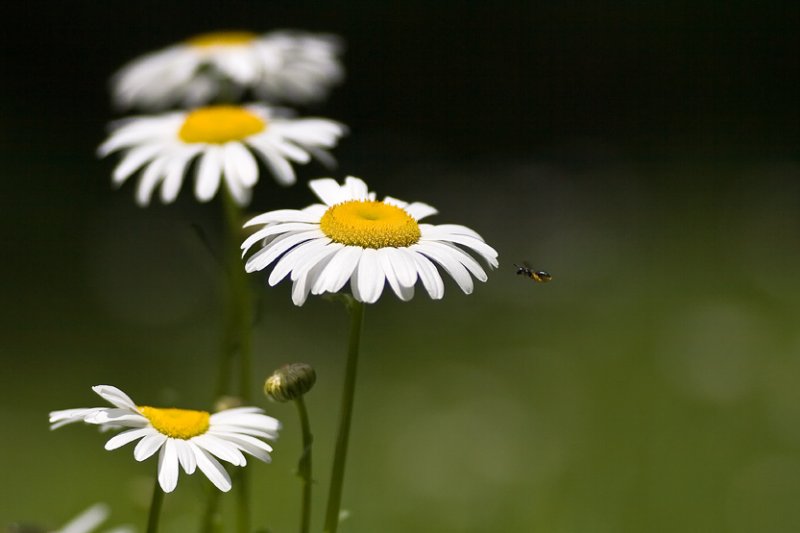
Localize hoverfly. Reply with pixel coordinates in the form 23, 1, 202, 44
514, 262, 552, 283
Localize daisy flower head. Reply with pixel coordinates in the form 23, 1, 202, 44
98, 104, 346, 206
241, 176, 499, 305
112, 30, 344, 111
49, 386, 281, 493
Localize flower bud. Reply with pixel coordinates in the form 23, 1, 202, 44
265, 363, 317, 402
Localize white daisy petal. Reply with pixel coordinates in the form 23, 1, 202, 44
55, 503, 110, 533
210, 406, 265, 416
210, 425, 278, 440
158, 440, 180, 493
135, 156, 169, 206
377, 249, 407, 300
216, 48, 259, 83
174, 439, 197, 474
241, 222, 318, 253
111, 143, 162, 186
85, 409, 148, 426
92, 385, 138, 410
275, 119, 346, 146
195, 147, 223, 202
312, 246, 362, 295
245, 229, 324, 273
413, 242, 474, 294
382, 195, 408, 208
290, 242, 344, 282
189, 441, 232, 492
427, 241, 488, 282
192, 434, 247, 466
269, 138, 311, 163
160, 148, 200, 203
425, 232, 499, 268
384, 247, 418, 288
344, 176, 370, 200
251, 142, 296, 185
104, 427, 152, 450
99, 119, 176, 156
223, 169, 252, 206
49, 408, 103, 429
292, 249, 339, 306
353, 248, 386, 303
269, 237, 332, 286
226, 141, 259, 186
209, 431, 274, 460
309, 178, 347, 205
421, 223, 485, 240
404, 202, 439, 221
411, 251, 445, 299
243, 208, 322, 228
397, 283, 415, 300
134, 433, 167, 462
209, 412, 281, 432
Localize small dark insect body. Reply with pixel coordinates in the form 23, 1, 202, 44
514, 263, 552, 283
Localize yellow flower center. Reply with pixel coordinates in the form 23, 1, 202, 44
319, 200, 421, 249
178, 106, 266, 144
139, 406, 210, 439
186, 31, 258, 48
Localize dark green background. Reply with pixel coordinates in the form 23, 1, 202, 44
2, 2, 800, 531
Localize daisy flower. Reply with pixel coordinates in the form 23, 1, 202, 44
112, 30, 343, 110
97, 104, 346, 206
49, 385, 281, 493
241, 176, 499, 305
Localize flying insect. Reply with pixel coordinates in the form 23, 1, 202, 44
514, 262, 552, 283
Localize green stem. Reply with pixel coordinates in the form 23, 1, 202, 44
220, 187, 254, 402
295, 396, 314, 533
199, 489, 222, 533
236, 469, 250, 533
146, 479, 164, 533
221, 187, 254, 533
323, 299, 365, 533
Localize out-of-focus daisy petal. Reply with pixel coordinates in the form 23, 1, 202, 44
98, 104, 345, 206
112, 30, 344, 111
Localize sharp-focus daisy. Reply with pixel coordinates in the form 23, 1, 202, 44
50, 386, 281, 493
241, 176, 499, 305
98, 104, 346, 206
112, 30, 343, 110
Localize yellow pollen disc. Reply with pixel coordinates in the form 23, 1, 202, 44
186, 31, 258, 48
139, 406, 210, 439
178, 106, 266, 144
319, 200, 421, 249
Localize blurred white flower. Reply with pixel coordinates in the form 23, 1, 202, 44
50, 386, 280, 493
98, 104, 346, 206
242, 176, 499, 305
112, 30, 343, 110
52, 503, 133, 533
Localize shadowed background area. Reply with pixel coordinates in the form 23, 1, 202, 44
2, 1, 800, 532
